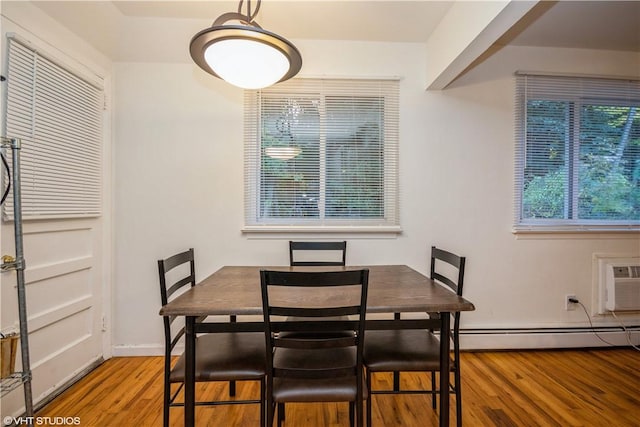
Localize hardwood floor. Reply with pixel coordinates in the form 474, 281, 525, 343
35, 349, 639, 426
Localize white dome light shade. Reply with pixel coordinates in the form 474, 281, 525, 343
189, 3, 302, 90
204, 39, 289, 89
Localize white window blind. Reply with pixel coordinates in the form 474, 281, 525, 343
514, 73, 640, 232
244, 78, 400, 232
3, 36, 103, 220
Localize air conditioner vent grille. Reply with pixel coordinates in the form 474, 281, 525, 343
612, 265, 640, 278
596, 257, 640, 315
605, 264, 640, 312
613, 266, 630, 278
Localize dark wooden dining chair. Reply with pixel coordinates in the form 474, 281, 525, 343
363, 246, 466, 427
158, 248, 266, 427
260, 269, 369, 427
289, 241, 347, 266
281, 241, 351, 422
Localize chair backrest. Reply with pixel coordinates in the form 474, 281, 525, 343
430, 246, 466, 338
158, 248, 196, 356
260, 269, 369, 381
289, 241, 347, 266
430, 246, 465, 297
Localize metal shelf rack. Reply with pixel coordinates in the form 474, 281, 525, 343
0, 137, 34, 424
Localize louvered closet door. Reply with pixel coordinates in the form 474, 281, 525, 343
1, 35, 106, 414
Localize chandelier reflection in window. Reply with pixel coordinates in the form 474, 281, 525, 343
264, 99, 303, 160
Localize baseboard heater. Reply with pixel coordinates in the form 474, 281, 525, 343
460, 326, 640, 335
457, 326, 639, 350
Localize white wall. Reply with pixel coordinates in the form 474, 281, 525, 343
113, 39, 640, 354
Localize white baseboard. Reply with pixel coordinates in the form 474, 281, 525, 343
460, 328, 640, 350
111, 344, 166, 357
111, 328, 639, 356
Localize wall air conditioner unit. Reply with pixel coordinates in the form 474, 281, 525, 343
605, 265, 640, 312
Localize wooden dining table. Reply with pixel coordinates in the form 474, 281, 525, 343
160, 264, 475, 427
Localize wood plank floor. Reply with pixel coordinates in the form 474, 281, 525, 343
35, 349, 640, 426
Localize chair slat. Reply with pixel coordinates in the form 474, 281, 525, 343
274, 336, 357, 349
274, 366, 356, 379
289, 241, 347, 266
270, 306, 362, 318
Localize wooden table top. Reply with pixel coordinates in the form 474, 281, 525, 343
160, 265, 475, 317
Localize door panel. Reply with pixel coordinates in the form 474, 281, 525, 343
0, 217, 104, 414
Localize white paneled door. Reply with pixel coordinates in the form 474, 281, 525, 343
1, 217, 106, 416
1, 33, 108, 419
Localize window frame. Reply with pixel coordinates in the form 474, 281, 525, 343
243, 78, 401, 234
514, 73, 640, 234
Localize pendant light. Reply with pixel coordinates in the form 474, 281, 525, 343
190, 0, 302, 89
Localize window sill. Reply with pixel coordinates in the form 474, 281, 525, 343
512, 224, 640, 239
242, 225, 402, 239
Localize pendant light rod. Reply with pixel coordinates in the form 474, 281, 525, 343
212, 0, 260, 29
238, 0, 260, 23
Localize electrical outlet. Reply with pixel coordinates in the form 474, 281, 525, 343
565, 294, 577, 311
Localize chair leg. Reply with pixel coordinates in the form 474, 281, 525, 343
267, 399, 276, 427
277, 403, 284, 427
454, 338, 463, 427
349, 402, 354, 427
392, 371, 400, 392
366, 372, 372, 427
260, 379, 266, 427
431, 371, 437, 409
163, 380, 170, 427
277, 403, 285, 425
455, 367, 462, 427
162, 353, 171, 427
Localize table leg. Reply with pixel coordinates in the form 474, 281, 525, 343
439, 313, 451, 427
185, 316, 196, 427
393, 312, 401, 391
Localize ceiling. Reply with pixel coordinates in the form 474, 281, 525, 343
499, 0, 640, 52
28, 1, 640, 60
22, 0, 640, 84
111, 0, 456, 42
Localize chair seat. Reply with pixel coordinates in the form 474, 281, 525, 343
364, 329, 448, 372
273, 377, 359, 402
170, 332, 266, 383
272, 347, 360, 402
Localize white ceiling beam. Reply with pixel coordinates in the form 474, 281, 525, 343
425, 0, 539, 90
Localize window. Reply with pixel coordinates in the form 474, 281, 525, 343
244, 78, 399, 232
3, 36, 103, 220
514, 74, 640, 232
